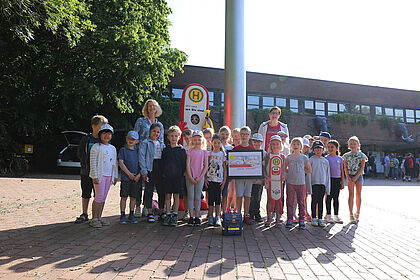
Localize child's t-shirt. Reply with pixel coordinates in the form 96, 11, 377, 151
232, 144, 255, 151
207, 151, 226, 183
118, 147, 139, 181
153, 140, 162, 159
343, 151, 368, 175
161, 145, 187, 178
187, 149, 208, 179
285, 154, 309, 185
326, 155, 343, 178
102, 144, 115, 176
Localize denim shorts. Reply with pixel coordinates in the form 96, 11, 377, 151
349, 174, 363, 183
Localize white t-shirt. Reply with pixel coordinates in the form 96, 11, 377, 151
102, 144, 114, 176
207, 151, 226, 183
153, 140, 162, 159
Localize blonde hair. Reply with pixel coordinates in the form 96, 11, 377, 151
348, 136, 361, 150
168, 125, 182, 135
219, 125, 232, 143
290, 137, 303, 151
232, 128, 240, 134
192, 134, 207, 150
91, 115, 108, 125
269, 138, 283, 154
240, 126, 251, 133
142, 99, 162, 118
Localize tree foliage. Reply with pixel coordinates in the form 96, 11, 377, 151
0, 0, 187, 168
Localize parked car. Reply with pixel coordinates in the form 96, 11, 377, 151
57, 131, 87, 168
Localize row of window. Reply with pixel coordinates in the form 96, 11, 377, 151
170, 88, 420, 124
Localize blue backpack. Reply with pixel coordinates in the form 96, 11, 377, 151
222, 212, 243, 236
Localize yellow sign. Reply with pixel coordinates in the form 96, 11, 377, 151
272, 158, 280, 165
188, 88, 204, 103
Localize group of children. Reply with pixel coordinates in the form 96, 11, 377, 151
76, 108, 368, 229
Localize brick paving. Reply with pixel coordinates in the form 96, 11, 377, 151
0, 174, 419, 279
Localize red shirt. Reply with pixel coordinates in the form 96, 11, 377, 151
232, 144, 255, 151
264, 122, 281, 152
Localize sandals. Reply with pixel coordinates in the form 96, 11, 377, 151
264, 219, 272, 227
275, 221, 282, 227
75, 214, 88, 224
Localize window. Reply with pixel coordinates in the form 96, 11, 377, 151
247, 95, 259, 109
361, 105, 370, 115
304, 100, 314, 114
315, 101, 325, 116
208, 91, 214, 106
221, 92, 224, 105
289, 99, 299, 113
416, 110, 420, 123
375, 106, 382, 115
384, 108, 393, 116
276, 97, 286, 108
339, 103, 350, 113
172, 88, 183, 99
405, 109, 415, 123
328, 103, 338, 116
262, 96, 274, 108
353, 105, 361, 113
394, 109, 403, 120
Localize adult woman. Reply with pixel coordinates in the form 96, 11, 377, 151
133, 99, 164, 217
258, 106, 289, 152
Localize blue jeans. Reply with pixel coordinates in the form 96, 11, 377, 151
391, 167, 399, 179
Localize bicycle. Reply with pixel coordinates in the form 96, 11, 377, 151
0, 154, 29, 177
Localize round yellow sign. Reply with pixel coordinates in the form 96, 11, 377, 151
188, 88, 204, 103
272, 158, 280, 166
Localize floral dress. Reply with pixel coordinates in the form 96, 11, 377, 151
342, 151, 368, 175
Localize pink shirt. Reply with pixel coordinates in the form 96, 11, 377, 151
187, 149, 208, 179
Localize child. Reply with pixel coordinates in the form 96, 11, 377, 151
203, 128, 215, 152
161, 125, 186, 226
118, 131, 141, 224
250, 133, 265, 222
139, 123, 166, 223
264, 135, 286, 227
186, 130, 209, 226
89, 124, 118, 228
232, 126, 255, 225
181, 128, 192, 220
325, 140, 345, 224
219, 126, 233, 213
205, 134, 227, 227
75, 115, 108, 224
343, 136, 368, 224
309, 141, 331, 227
231, 128, 241, 146
227, 128, 241, 212
285, 138, 312, 229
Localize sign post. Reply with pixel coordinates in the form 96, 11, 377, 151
178, 84, 210, 133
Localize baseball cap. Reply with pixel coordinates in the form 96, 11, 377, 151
251, 133, 263, 141
99, 123, 114, 134
270, 135, 282, 142
303, 134, 313, 140
192, 130, 204, 137
319, 132, 331, 139
126, 131, 139, 140
303, 138, 310, 147
312, 140, 324, 149
277, 131, 287, 137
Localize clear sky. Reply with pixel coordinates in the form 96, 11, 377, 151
167, 0, 420, 91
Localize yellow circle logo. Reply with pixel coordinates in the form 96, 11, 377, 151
272, 158, 280, 165
188, 88, 204, 103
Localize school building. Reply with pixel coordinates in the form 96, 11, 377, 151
167, 65, 420, 172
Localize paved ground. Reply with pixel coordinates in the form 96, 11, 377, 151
0, 174, 419, 279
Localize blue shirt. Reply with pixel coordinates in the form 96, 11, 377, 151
118, 147, 140, 181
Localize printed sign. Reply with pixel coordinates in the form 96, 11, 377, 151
178, 84, 209, 132
227, 150, 264, 179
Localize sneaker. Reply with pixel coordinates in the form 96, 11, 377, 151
170, 214, 178, 226
298, 221, 305, 230
75, 213, 89, 224
128, 214, 138, 224
326, 215, 334, 223
188, 217, 195, 226
147, 214, 155, 223
134, 207, 142, 218
214, 216, 222, 227
285, 220, 293, 228
243, 215, 253, 225
100, 219, 110, 226
163, 214, 171, 226
142, 207, 148, 217
89, 219, 102, 228
208, 216, 214, 225
334, 215, 343, 224
311, 218, 318, 226
318, 219, 326, 227
119, 214, 127, 224
254, 213, 263, 222
182, 212, 190, 221
305, 214, 312, 222
194, 217, 201, 226
159, 213, 166, 221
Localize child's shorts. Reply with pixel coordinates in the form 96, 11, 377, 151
165, 176, 183, 194
221, 179, 230, 197
120, 180, 141, 198
349, 174, 363, 183
235, 179, 252, 197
